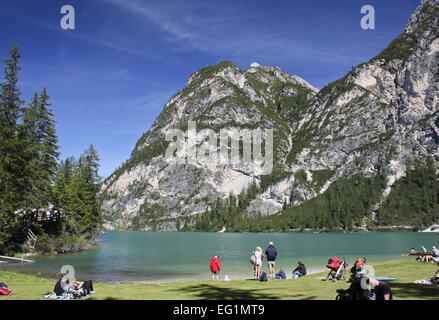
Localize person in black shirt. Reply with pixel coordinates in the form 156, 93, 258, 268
347, 277, 371, 300
265, 242, 277, 279
292, 261, 307, 279
368, 277, 393, 300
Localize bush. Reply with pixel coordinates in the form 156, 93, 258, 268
34, 231, 90, 255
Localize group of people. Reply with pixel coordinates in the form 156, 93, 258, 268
209, 241, 307, 281
43, 272, 94, 299
345, 258, 393, 300
411, 245, 439, 263
251, 242, 307, 281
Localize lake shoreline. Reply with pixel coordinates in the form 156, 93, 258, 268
2, 231, 436, 284
0, 259, 438, 300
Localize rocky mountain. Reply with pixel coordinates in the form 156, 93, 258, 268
100, 0, 439, 231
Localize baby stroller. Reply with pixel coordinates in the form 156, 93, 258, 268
324, 256, 348, 282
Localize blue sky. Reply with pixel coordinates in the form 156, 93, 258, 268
0, 0, 420, 178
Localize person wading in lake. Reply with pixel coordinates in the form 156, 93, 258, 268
265, 241, 277, 279
210, 255, 221, 281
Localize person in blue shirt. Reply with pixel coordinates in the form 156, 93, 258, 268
274, 269, 286, 279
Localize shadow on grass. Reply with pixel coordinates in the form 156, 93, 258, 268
170, 283, 293, 300
390, 282, 439, 300
87, 296, 120, 300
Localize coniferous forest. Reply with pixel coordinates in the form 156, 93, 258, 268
0, 44, 102, 255
184, 164, 439, 233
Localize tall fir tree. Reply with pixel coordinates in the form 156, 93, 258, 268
0, 44, 25, 250
80, 145, 102, 231
18, 88, 59, 212
35, 88, 59, 206
53, 146, 102, 233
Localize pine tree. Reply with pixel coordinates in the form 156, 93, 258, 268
76, 145, 102, 231
53, 158, 74, 211
0, 44, 25, 250
37, 88, 59, 203
19, 89, 59, 211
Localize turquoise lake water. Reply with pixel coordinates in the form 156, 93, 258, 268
1, 231, 438, 283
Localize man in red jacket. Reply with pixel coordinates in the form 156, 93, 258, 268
210, 255, 221, 281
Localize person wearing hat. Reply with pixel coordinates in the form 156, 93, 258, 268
367, 277, 393, 300
265, 241, 277, 279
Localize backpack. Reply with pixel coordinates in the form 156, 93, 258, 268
260, 272, 268, 282
0, 287, 11, 296
250, 255, 256, 265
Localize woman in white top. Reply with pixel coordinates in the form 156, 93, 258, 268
254, 246, 264, 280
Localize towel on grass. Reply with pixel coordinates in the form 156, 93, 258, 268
414, 279, 438, 285
43, 291, 95, 300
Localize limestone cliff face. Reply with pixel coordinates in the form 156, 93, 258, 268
101, 0, 439, 230
246, 0, 439, 220
100, 61, 317, 230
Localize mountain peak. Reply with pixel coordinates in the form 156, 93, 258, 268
405, 0, 439, 34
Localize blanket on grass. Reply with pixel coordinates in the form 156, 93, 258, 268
414, 279, 439, 285
43, 291, 95, 300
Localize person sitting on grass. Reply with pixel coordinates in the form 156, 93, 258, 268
429, 261, 439, 284
346, 276, 371, 300
54, 273, 76, 295
367, 277, 393, 300
274, 269, 286, 279
350, 257, 366, 281
418, 245, 429, 262
292, 261, 307, 279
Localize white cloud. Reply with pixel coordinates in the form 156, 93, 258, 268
98, 0, 358, 65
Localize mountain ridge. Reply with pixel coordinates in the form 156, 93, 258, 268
100, 0, 439, 231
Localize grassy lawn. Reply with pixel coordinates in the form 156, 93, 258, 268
0, 259, 438, 300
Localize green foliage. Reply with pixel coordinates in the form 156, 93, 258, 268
187, 180, 261, 232
0, 44, 26, 248
260, 170, 292, 191
373, 34, 417, 63
34, 231, 89, 255
311, 169, 335, 191
53, 145, 103, 233
0, 45, 101, 254
376, 159, 439, 229
246, 173, 387, 232
19, 88, 60, 211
